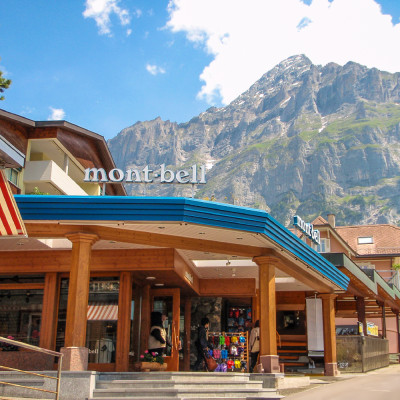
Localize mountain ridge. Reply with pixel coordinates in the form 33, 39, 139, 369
108, 55, 400, 227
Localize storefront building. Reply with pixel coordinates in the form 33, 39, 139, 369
6, 108, 395, 377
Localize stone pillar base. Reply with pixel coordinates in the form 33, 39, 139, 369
325, 362, 340, 376
260, 355, 280, 373
61, 347, 89, 371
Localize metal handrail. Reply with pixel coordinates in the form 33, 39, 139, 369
0, 336, 63, 400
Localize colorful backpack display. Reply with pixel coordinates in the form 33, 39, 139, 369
213, 349, 221, 359
219, 335, 225, 346
224, 335, 230, 346
239, 335, 246, 343
227, 360, 234, 370
230, 345, 238, 356
234, 359, 241, 369
221, 349, 228, 359
231, 336, 238, 344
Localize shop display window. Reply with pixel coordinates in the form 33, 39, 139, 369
56, 277, 119, 363
0, 289, 43, 345
224, 302, 252, 332
276, 311, 306, 335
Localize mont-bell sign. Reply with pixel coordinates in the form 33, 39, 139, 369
293, 215, 321, 245
84, 164, 207, 185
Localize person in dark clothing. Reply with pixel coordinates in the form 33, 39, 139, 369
193, 317, 210, 371
148, 311, 170, 355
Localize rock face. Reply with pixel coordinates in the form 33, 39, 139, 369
108, 55, 400, 226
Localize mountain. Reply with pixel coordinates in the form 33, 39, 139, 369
108, 55, 400, 227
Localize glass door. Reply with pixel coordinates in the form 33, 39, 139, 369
150, 288, 180, 371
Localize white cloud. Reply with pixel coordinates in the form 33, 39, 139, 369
167, 0, 400, 105
83, 0, 131, 36
48, 107, 66, 120
126, 28, 132, 36
146, 64, 166, 76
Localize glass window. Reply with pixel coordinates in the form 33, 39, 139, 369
5, 168, 20, 187
315, 238, 330, 253
0, 289, 43, 345
358, 237, 373, 244
56, 277, 119, 364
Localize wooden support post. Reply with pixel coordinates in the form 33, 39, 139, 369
131, 285, 141, 362
382, 302, 387, 339
184, 297, 192, 371
40, 272, 60, 350
252, 289, 260, 324
396, 312, 400, 355
116, 272, 132, 372
140, 284, 151, 355
356, 296, 367, 335
320, 293, 338, 376
62, 233, 98, 371
253, 256, 279, 373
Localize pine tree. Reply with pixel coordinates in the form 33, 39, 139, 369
0, 58, 11, 100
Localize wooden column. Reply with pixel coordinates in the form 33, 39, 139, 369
356, 296, 367, 335
253, 256, 279, 373
382, 302, 387, 339
183, 297, 192, 371
40, 272, 60, 350
131, 285, 141, 362
116, 272, 132, 372
320, 293, 338, 376
62, 233, 98, 371
396, 312, 400, 354
140, 284, 151, 355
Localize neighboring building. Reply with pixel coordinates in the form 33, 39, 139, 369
309, 215, 400, 356
0, 109, 126, 196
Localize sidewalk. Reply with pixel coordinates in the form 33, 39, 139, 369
280, 363, 400, 397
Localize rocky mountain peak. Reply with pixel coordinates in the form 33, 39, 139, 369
108, 56, 400, 226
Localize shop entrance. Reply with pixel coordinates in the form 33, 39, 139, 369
150, 288, 180, 371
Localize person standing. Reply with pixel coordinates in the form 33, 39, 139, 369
193, 317, 210, 371
148, 311, 168, 355
249, 320, 260, 372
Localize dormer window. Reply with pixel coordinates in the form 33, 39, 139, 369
358, 237, 373, 244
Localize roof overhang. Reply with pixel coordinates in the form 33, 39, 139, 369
13, 195, 350, 292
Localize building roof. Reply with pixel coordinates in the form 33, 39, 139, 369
15, 195, 350, 290
312, 216, 328, 225
336, 224, 400, 256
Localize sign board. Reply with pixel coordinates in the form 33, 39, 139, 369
84, 164, 206, 185
293, 215, 321, 245
0, 170, 27, 237
306, 298, 324, 352
367, 321, 379, 337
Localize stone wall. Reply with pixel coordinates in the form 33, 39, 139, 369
190, 297, 222, 367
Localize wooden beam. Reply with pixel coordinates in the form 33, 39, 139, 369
356, 297, 367, 335
25, 223, 271, 258
199, 278, 255, 296
0, 248, 176, 273
116, 272, 132, 372
0, 283, 44, 290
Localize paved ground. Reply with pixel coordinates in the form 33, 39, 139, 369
282, 364, 400, 400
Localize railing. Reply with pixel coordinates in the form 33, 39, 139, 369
0, 336, 63, 400
376, 269, 400, 290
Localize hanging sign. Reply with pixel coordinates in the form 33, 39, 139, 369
366, 321, 379, 337
84, 164, 206, 185
293, 215, 321, 245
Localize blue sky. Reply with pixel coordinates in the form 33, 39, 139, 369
1, 0, 400, 140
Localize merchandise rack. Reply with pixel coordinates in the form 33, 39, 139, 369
208, 331, 249, 372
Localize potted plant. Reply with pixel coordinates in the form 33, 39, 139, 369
135, 350, 167, 372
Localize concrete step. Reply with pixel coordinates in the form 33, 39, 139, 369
96, 379, 264, 389
97, 372, 252, 382
91, 387, 278, 398
90, 397, 282, 400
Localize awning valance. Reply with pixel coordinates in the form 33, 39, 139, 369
87, 303, 118, 321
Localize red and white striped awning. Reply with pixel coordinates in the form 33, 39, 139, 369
0, 170, 27, 237
87, 303, 118, 321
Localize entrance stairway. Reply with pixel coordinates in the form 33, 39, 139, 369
89, 372, 282, 400
278, 340, 308, 373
